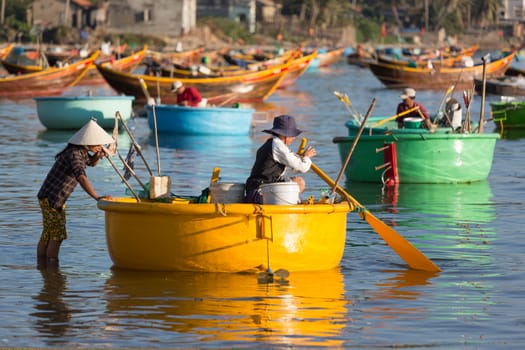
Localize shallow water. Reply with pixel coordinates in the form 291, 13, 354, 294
1, 61, 525, 348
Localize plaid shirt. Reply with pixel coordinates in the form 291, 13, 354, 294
37, 145, 94, 209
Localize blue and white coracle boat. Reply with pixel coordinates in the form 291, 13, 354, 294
145, 104, 255, 135
34, 95, 135, 129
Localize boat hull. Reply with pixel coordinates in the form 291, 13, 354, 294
146, 104, 254, 135
368, 51, 516, 89
0, 51, 99, 98
474, 77, 525, 96
334, 132, 499, 183
98, 198, 350, 272
491, 101, 525, 128
96, 60, 288, 104
34, 95, 135, 129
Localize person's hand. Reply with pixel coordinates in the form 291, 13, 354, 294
304, 146, 316, 158
95, 150, 106, 159
96, 195, 113, 201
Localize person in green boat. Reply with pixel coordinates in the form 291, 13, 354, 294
244, 115, 316, 204
396, 87, 433, 129
36, 120, 114, 268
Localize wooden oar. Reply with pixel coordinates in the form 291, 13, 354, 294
139, 78, 161, 176
102, 146, 140, 202
479, 54, 490, 134
330, 98, 375, 199
116, 111, 154, 176
371, 106, 419, 128
299, 138, 441, 272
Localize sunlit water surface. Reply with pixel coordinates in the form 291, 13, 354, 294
1, 60, 525, 349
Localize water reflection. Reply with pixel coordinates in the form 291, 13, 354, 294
36, 129, 78, 144
151, 133, 253, 152
495, 127, 525, 140
104, 268, 347, 346
351, 269, 439, 331
346, 181, 494, 223
37, 128, 132, 149
372, 269, 438, 301
31, 267, 71, 341
346, 181, 496, 267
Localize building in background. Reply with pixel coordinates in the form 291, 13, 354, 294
30, 0, 197, 37
30, 0, 98, 29
106, 0, 196, 36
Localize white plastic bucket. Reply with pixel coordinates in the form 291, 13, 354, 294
260, 182, 300, 205
210, 182, 245, 203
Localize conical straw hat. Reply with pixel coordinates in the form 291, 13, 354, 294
68, 119, 115, 146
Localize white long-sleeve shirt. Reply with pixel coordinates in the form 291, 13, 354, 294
271, 137, 312, 178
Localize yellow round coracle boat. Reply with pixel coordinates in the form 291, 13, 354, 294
98, 198, 351, 272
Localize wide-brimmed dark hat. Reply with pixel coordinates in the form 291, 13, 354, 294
263, 115, 303, 137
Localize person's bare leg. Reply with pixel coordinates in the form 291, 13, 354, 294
37, 241, 48, 268
46, 240, 62, 266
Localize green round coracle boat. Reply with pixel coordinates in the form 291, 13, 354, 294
491, 100, 525, 129
334, 117, 500, 184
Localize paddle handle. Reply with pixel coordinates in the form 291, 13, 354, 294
116, 111, 154, 176
479, 55, 488, 134
138, 77, 152, 102
372, 106, 419, 127
103, 146, 140, 202
331, 98, 375, 195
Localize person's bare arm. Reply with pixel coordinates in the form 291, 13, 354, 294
77, 174, 104, 200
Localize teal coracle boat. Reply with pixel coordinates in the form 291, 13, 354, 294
34, 95, 135, 130
333, 117, 499, 184
146, 104, 255, 135
490, 100, 525, 128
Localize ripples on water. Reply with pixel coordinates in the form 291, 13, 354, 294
1, 62, 525, 348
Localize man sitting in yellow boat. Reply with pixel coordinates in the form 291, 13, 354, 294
244, 115, 316, 204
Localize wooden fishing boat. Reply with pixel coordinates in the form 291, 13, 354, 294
503, 65, 525, 77
97, 197, 351, 272
333, 116, 499, 184
1, 45, 48, 74
0, 51, 99, 98
473, 76, 525, 96
146, 104, 255, 135
158, 62, 244, 78
0, 43, 14, 59
96, 59, 289, 104
376, 45, 479, 68
346, 52, 376, 68
34, 95, 135, 129
368, 50, 516, 89
156, 49, 298, 79
80, 46, 147, 85
312, 47, 344, 68
1, 46, 146, 83
1, 58, 44, 74
490, 100, 525, 128
148, 47, 206, 66
278, 50, 316, 88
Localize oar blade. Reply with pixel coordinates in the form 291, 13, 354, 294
361, 210, 441, 272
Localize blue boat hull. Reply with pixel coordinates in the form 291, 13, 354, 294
34, 96, 135, 129
146, 104, 254, 135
